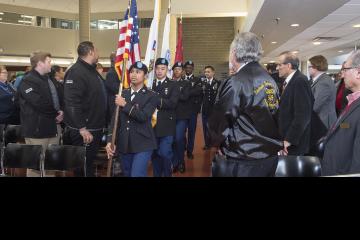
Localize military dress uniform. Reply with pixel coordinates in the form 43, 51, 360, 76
172, 62, 192, 173
185, 73, 203, 158
151, 58, 180, 177
108, 83, 158, 177
202, 78, 220, 148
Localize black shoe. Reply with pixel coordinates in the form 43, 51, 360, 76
187, 152, 194, 160
179, 163, 186, 173
172, 166, 179, 173
203, 146, 210, 150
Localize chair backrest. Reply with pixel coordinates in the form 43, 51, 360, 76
44, 145, 86, 172
2, 143, 42, 170
4, 125, 24, 146
275, 156, 322, 177
0, 124, 4, 144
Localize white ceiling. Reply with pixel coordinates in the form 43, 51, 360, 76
258, 0, 360, 64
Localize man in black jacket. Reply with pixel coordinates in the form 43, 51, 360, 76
19, 51, 63, 177
64, 41, 107, 177
208, 32, 283, 177
151, 58, 180, 177
277, 51, 314, 156
105, 52, 120, 126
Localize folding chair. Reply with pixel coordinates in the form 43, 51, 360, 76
44, 145, 86, 177
275, 156, 322, 177
1, 125, 25, 176
1, 143, 43, 177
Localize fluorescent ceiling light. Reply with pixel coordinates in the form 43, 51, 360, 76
313, 42, 322, 45
18, 20, 32, 24
328, 65, 342, 70
292, 51, 299, 54
353, 24, 360, 28
0, 12, 4, 15
21, 15, 34, 19
271, 41, 277, 44
290, 24, 300, 27
338, 50, 344, 53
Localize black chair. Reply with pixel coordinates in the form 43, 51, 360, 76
44, 145, 86, 177
0, 124, 4, 144
1, 143, 43, 176
4, 125, 24, 146
275, 156, 322, 177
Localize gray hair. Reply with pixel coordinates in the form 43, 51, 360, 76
230, 32, 263, 63
349, 50, 360, 68
279, 51, 299, 70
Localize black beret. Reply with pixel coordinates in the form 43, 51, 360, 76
129, 61, 148, 74
172, 62, 183, 70
155, 58, 169, 66
184, 61, 194, 67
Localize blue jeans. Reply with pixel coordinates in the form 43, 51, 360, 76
173, 120, 188, 168
120, 151, 153, 177
187, 113, 198, 155
152, 136, 174, 177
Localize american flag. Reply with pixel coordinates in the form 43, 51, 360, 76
115, 0, 141, 89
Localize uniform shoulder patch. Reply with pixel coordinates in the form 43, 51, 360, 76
25, 88, 33, 94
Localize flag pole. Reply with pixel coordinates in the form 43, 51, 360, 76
107, 0, 132, 177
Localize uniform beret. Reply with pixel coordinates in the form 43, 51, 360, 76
129, 61, 148, 74
155, 58, 169, 66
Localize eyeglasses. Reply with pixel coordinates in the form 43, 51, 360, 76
341, 66, 358, 72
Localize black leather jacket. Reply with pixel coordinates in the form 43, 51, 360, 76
208, 62, 283, 160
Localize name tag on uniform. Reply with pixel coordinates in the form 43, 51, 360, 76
66, 80, 74, 84
340, 123, 350, 129
25, 88, 33, 94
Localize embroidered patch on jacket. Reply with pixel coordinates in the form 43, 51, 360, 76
25, 88, 33, 94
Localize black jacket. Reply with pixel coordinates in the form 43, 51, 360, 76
64, 58, 107, 130
174, 79, 192, 120
18, 70, 58, 138
208, 62, 283, 160
186, 75, 203, 114
278, 70, 314, 155
108, 87, 158, 154
0, 82, 19, 124
105, 67, 120, 125
202, 78, 221, 116
152, 78, 180, 137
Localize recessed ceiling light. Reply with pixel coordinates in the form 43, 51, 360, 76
313, 42, 322, 45
271, 41, 277, 44
291, 24, 300, 27
353, 24, 360, 28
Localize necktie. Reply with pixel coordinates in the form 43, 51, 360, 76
131, 92, 137, 101
47, 79, 60, 111
157, 80, 162, 88
282, 81, 288, 92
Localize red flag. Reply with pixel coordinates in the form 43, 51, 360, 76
174, 18, 183, 63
